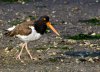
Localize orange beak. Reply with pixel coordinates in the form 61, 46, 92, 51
46, 22, 60, 36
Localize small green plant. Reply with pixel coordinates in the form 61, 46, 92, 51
48, 58, 58, 62
35, 48, 47, 50
68, 33, 100, 40
79, 18, 100, 25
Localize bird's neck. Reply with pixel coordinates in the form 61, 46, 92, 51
34, 21, 47, 35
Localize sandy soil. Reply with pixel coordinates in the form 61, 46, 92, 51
0, 0, 100, 72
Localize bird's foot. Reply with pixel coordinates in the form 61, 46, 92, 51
16, 54, 21, 60
29, 54, 34, 60
29, 55, 38, 60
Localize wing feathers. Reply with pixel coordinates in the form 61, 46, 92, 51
5, 21, 34, 37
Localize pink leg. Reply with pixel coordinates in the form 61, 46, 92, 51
16, 43, 25, 60
25, 43, 33, 59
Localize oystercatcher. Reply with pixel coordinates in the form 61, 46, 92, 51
5, 16, 60, 60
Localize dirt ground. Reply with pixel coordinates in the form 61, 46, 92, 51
0, 0, 100, 72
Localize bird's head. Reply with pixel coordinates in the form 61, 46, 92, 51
39, 15, 60, 36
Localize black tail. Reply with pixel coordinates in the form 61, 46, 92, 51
4, 30, 11, 36
4, 31, 9, 36
2, 28, 13, 37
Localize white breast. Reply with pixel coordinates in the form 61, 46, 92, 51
16, 26, 42, 42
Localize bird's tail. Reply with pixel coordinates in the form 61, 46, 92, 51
4, 31, 11, 36
3, 29, 14, 37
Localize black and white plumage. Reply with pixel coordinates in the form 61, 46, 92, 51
5, 16, 60, 60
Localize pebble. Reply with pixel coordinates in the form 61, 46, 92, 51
96, 0, 99, 2
96, 48, 100, 50
67, 39, 77, 44
75, 59, 80, 63
56, 66, 59, 69
91, 33, 96, 36
53, 41, 58, 47
37, 50, 43, 53
88, 58, 94, 63
89, 44, 94, 47
64, 22, 67, 25
48, 52, 57, 56
61, 59, 64, 62
52, 11, 56, 14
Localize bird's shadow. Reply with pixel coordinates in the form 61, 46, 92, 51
64, 51, 100, 57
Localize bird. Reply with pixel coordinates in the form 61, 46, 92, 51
5, 15, 60, 60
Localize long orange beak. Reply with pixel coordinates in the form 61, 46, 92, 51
46, 22, 60, 36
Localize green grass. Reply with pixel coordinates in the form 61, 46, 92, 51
68, 33, 100, 40
61, 46, 71, 50
48, 58, 59, 62
35, 48, 47, 50
79, 18, 100, 25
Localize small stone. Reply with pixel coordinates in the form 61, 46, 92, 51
76, 59, 80, 63
88, 58, 94, 63
94, 56, 99, 59
52, 11, 56, 13
71, 7, 79, 12
96, 0, 99, 2
67, 39, 77, 44
37, 50, 43, 53
15, 12, 19, 15
53, 42, 58, 47
61, 54, 64, 56
91, 33, 96, 36
47, 52, 57, 56
8, 20, 11, 23
21, 60, 24, 63
96, 48, 100, 50
56, 36, 62, 39
64, 22, 67, 25
22, 2, 25, 4
5, 47, 9, 53
56, 67, 59, 69
84, 41, 90, 46
32, 11, 36, 14
55, 19, 59, 22
90, 44, 94, 47
26, 18, 31, 22
52, 52, 57, 55
79, 44, 83, 46
61, 59, 64, 62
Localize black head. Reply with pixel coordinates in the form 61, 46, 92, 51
34, 15, 60, 36
39, 15, 49, 23
34, 16, 50, 35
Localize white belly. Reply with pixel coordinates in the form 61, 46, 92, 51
16, 26, 42, 42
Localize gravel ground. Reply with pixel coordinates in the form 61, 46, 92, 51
0, 0, 100, 72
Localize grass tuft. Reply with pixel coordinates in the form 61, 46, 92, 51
68, 33, 100, 40
79, 18, 100, 25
